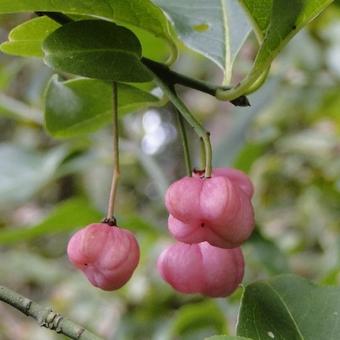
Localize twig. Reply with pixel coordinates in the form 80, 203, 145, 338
141, 58, 250, 107
150, 72, 213, 178
0, 285, 103, 340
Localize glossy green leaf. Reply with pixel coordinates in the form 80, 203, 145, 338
239, 0, 272, 39
1, 18, 171, 62
170, 301, 228, 338
0, 144, 67, 208
0, 0, 177, 62
245, 0, 332, 92
154, 0, 251, 83
44, 76, 160, 137
0, 198, 102, 245
0, 16, 59, 57
237, 274, 340, 339
42, 20, 152, 82
237, 0, 273, 90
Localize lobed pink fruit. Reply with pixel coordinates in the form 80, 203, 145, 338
165, 168, 255, 248
67, 223, 140, 291
157, 241, 244, 297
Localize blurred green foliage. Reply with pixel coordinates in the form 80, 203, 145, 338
0, 3, 339, 340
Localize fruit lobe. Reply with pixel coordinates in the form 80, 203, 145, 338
157, 241, 244, 297
67, 223, 140, 291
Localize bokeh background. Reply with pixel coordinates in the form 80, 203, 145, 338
0, 3, 340, 339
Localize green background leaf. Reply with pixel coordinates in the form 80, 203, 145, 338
170, 301, 228, 338
154, 0, 251, 83
0, 144, 67, 208
238, 274, 340, 340
43, 20, 152, 82
0, 16, 60, 57
0, 0, 177, 62
0, 198, 101, 245
44, 76, 160, 138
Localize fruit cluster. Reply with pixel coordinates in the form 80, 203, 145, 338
66, 167, 254, 297
157, 168, 255, 297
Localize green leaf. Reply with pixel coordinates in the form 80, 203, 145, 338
0, 0, 177, 62
153, 0, 251, 83
44, 75, 160, 138
250, 0, 333, 82
0, 144, 67, 208
205, 336, 253, 340
42, 20, 152, 82
0, 198, 102, 245
237, 274, 340, 339
170, 301, 228, 338
217, 0, 333, 100
239, 0, 272, 39
0, 16, 59, 57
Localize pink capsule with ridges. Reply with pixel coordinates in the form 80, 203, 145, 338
67, 223, 140, 291
165, 168, 255, 248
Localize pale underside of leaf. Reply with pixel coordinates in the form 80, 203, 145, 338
153, 0, 250, 84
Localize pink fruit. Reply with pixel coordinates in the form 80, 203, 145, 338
157, 241, 244, 297
67, 223, 140, 291
165, 168, 255, 248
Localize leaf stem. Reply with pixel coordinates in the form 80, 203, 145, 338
106, 82, 120, 220
151, 72, 212, 177
0, 285, 102, 340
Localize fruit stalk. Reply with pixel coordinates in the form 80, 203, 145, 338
106, 82, 120, 220
150, 72, 212, 177
176, 109, 192, 177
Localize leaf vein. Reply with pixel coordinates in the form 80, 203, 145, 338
264, 282, 305, 340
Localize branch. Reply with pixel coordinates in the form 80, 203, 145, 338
0, 285, 103, 340
141, 58, 250, 107
35, 11, 72, 24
